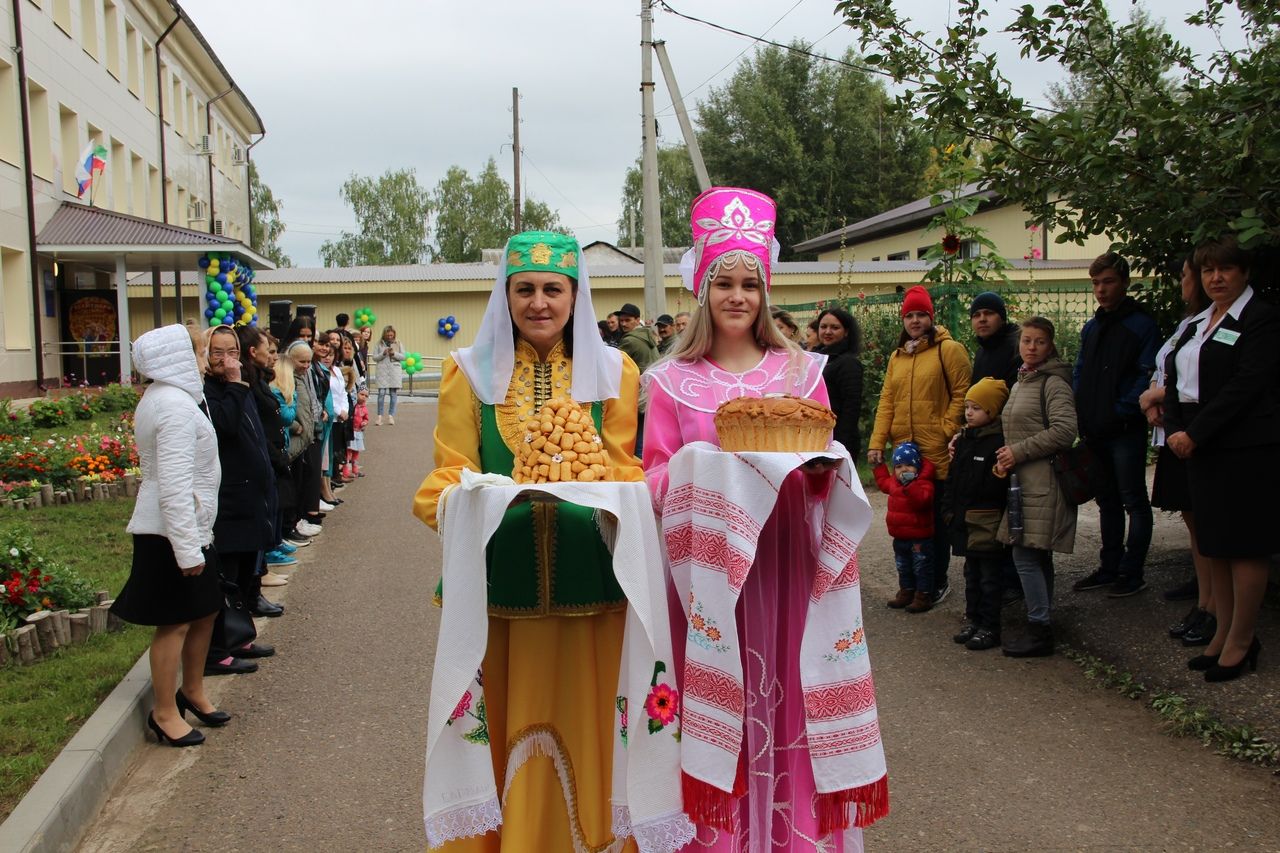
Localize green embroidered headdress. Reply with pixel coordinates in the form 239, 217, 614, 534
504, 231, 580, 279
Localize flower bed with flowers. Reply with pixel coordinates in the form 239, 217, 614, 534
0, 534, 96, 634
0, 413, 138, 496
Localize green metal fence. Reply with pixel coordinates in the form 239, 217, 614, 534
775, 283, 1098, 450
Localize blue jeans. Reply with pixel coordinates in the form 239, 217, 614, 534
1012, 546, 1054, 624
377, 387, 398, 417
1090, 430, 1153, 581
893, 538, 933, 594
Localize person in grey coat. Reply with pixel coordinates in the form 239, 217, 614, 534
995, 317, 1078, 658
373, 324, 405, 425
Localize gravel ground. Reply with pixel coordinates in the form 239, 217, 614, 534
79, 401, 1280, 852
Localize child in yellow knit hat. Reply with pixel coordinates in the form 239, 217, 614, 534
942, 377, 1010, 650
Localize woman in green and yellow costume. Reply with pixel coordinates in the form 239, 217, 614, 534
414, 231, 643, 852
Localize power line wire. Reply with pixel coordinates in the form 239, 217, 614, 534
519, 149, 610, 229
655, 0, 807, 117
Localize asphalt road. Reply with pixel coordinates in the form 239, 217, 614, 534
79, 401, 1280, 852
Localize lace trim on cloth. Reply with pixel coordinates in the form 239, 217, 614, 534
503, 725, 625, 853
644, 350, 825, 414
610, 805, 698, 853
424, 796, 501, 849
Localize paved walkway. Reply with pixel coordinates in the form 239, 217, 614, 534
80, 402, 1280, 852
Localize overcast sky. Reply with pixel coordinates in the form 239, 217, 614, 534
180, 0, 1241, 267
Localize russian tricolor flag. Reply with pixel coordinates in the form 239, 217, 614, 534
75, 143, 108, 199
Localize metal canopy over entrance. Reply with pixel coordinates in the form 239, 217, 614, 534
36, 202, 274, 382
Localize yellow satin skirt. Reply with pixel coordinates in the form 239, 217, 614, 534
436, 610, 639, 853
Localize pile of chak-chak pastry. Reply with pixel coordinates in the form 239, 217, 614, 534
515, 397, 614, 483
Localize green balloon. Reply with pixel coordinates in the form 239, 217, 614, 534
214, 308, 227, 319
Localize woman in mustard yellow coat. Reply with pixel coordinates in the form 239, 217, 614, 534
868, 285, 972, 600
415, 232, 642, 852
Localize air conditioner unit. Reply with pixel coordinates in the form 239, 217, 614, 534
188, 200, 206, 221
232, 146, 245, 166
212, 218, 226, 237
198, 134, 212, 155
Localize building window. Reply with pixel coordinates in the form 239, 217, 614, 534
887, 251, 909, 261
871, 256, 880, 262
0, 59, 19, 167
80, 0, 99, 60
143, 43, 157, 113
125, 20, 140, 96
110, 138, 126, 212
59, 104, 79, 195
158, 62, 170, 124
148, 164, 160, 218
27, 82, 52, 179
960, 239, 981, 259
103, 1, 120, 79
53, 0, 71, 34
171, 77, 184, 135
2, 246, 33, 350
131, 152, 145, 215
916, 246, 930, 259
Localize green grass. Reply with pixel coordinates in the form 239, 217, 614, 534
23, 409, 131, 444
0, 498, 147, 822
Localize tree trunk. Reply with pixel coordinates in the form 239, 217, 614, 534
14, 625, 37, 663
69, 612, 90, 644
28, 610, 58, 652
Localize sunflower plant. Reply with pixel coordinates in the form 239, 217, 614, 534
919, 139, 1011, 291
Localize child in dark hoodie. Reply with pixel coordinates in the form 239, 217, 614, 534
875, 442, 937, 613
943, 377, 1010, 650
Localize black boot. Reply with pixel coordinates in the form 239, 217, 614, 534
1002, 621, 1054, 658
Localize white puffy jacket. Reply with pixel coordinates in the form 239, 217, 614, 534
126, 325, 220, 568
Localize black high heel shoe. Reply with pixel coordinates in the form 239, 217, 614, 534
148, 711, 205, 747
1187, 652, 1220, 671
1205, 637, 1261, 683
176, 690, 231, 726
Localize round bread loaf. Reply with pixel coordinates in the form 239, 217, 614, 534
713, 395, 835, 452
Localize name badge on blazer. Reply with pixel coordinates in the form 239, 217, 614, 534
1212, 327, 1241, 346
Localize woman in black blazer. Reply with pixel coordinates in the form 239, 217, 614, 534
814, 307, 865, 460
1165, 236, 1280, 682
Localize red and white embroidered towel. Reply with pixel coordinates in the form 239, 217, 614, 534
661, 442, 888, 831
426, 474, 693, 851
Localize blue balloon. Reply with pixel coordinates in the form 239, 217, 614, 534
447, 316, 456, 324
198, 256, 210, 268
204, 307, 215, 319
215, 273, 227, 285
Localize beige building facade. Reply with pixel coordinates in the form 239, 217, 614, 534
795, 185, 1115, 265
0, 0, 262, 392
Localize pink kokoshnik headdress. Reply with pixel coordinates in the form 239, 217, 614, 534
679, 187, 781, 304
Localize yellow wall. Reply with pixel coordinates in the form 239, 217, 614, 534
817, 202, 1116, 264
125, 262, 1097, 352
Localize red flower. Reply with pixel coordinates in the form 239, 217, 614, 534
644, 683, 680, 726
450, 690, 473, 722
942, 234, 961, 256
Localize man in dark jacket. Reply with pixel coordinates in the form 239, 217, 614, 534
967, 292, 1022, 601
970, 292, 1021, 388
1072, 253, 1159, 598
617, 303, 658, 454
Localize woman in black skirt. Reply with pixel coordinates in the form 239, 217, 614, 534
1165, 236, 1280, 682
1141, 255, 1214, 644
111, 324, 227, 746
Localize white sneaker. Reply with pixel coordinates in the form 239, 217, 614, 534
319, 500, 336, 512
375, 415, 382, 426
296, 520, 323, 537
388, 416, 395, 425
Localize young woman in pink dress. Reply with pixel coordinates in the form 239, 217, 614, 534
643, 187, 888, 852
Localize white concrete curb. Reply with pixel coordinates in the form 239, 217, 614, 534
0, 651, 152, 853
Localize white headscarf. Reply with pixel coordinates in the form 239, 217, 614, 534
453, 241, 622, 405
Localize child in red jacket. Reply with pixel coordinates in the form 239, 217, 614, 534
874, 441, 937, 613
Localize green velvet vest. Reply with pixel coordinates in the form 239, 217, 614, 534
444, 401, 625, 619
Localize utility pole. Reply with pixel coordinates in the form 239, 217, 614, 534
512, 87, 522, 233
653, 40, 710, 192
639, 0, 665, 322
